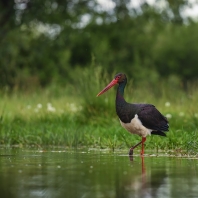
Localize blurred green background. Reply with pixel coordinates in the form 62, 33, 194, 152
1, 0, 198, 91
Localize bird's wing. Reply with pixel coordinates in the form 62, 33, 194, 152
137, 104, 169, 131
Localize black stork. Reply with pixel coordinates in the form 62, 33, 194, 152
97, 73, 169, 156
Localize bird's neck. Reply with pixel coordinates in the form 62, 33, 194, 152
116, 82, 126, 105
115, 81, 131, 122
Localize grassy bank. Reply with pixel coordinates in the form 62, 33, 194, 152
0, 69, 198, 155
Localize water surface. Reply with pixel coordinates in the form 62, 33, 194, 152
0, 148, 197, 198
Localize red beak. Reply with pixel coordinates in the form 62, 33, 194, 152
97, 79, 118, 97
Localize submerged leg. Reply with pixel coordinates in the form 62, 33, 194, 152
129, 137, 147, 156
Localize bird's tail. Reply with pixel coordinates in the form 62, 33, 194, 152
151, 131, 167, 136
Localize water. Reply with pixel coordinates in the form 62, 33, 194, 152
0, 148, 198, 198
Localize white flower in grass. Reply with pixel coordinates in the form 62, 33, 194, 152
179, 112, 184, 117
165, 102, 170, 107
70, 103, 77, 112
166, 113, 172, 119
194, 113, 198, 118
47, 103, 56, 112
37, 104, 42, 109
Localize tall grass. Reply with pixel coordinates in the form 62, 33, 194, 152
0, 66, 198, 155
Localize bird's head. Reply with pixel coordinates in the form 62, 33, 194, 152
97, 73, 126, 97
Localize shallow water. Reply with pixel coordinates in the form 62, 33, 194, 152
0, 148, 198, 198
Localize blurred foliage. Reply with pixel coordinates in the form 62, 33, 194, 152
0, 0, 198, 90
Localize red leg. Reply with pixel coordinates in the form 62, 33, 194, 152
141, 137, 146, 155
129, 137, 146, 156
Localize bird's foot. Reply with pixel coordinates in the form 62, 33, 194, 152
129, 148, 133, 156
129, 149, 134, 161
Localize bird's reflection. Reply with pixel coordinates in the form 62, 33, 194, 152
141, 156, 167, 198
116, 156, 167, 198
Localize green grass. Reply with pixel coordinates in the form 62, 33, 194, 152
0, 67, 198, 156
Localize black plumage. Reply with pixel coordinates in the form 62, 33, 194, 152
116, 102, 169, 136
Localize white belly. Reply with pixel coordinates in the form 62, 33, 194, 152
120, 114, 152, 137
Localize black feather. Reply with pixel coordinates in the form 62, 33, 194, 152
137, 104, 169, 132
151, 131, 167, 136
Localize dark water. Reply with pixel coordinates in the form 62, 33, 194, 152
0, 148, 198, 198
